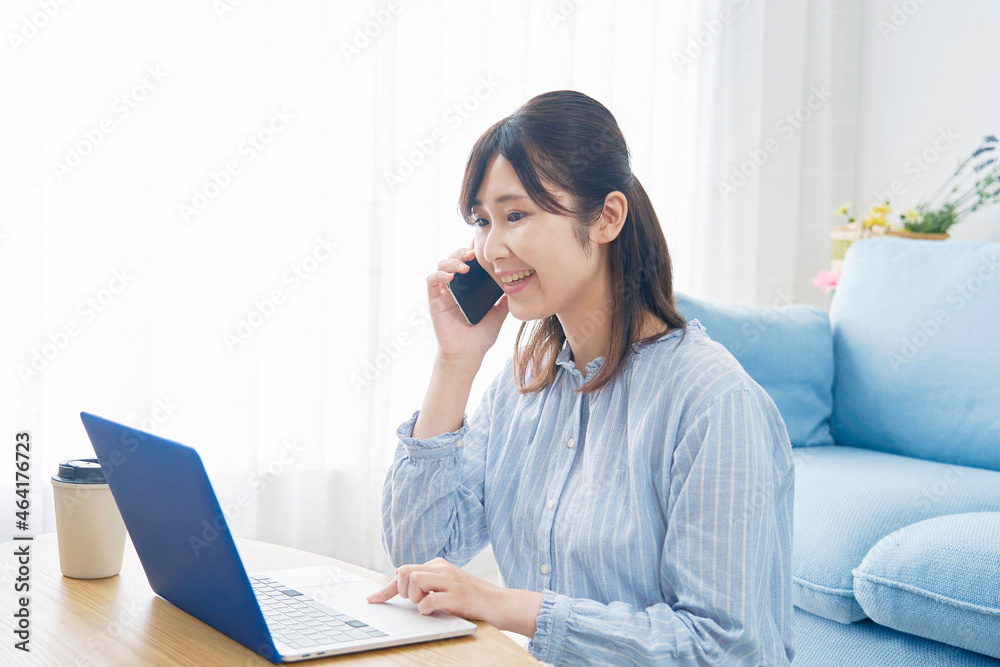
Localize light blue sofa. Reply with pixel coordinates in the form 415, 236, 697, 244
675, 238, 1000, 666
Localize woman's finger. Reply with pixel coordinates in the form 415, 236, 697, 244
406, 571, 450, 605
416, 591, 448, 616
365, 576, 399, 604
426, 270, 457, 288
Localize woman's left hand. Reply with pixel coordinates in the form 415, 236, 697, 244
365, 557, 496, 620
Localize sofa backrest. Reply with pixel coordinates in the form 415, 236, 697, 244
831, 238, 1000, 472
674, 292, 835, 447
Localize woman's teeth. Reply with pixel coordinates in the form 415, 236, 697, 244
501, 270, 535, 284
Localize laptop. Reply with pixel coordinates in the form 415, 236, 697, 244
79, 412, 477, 663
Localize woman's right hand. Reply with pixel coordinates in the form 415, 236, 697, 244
426, 246, 509, 370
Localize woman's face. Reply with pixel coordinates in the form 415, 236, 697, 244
470, 153, 608, 323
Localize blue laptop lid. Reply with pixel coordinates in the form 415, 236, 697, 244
80, 412, 280, 664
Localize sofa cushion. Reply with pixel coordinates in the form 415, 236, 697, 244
830, 238, 1000, 471
674, 292, 834, 447
852, 512, 1000, 659
793, 607, 1000, 667
792, 446, 1000, 624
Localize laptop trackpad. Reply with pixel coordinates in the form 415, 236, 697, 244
258, 566, 476, 638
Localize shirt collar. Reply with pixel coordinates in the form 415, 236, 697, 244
554, 320, 705, 376
555, 338, 605, 375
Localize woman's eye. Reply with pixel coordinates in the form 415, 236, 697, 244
466, 212, 524, 227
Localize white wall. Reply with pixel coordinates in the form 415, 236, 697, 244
855, 0, 1000, 243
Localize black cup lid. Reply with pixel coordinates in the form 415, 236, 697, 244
52, 458, 108, 484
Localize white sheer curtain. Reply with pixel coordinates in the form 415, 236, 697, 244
0, 0, 858, 574
664, 0, 862, 307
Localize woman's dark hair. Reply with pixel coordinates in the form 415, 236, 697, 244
457, 90, 688, 395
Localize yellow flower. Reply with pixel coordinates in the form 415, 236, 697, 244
862, 214, 889, 229
871, 203, 892, 216
901, 209, 923, 223
836, 202, 852, 216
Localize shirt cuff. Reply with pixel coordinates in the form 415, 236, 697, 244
528, 589, 570, 666
395, 409, 470, 460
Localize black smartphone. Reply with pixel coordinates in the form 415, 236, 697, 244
446, 256, 505, 326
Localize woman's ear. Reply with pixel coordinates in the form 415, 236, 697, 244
592, 191, 628, 244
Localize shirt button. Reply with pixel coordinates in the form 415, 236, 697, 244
456, 438, 463, 448
547, 499, 554, 510
567, 438, 575, 449
541, 564, 549, 575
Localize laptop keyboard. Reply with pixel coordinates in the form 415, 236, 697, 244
251, 576, 389, 650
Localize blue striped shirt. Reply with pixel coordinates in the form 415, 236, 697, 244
381, 320, 794, 666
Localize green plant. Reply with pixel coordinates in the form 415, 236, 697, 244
901, 135, 1000, 233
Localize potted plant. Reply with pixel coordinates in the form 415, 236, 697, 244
893, 134, 1000, 236
827, 201, 895, 273
822, 134, 1000, 280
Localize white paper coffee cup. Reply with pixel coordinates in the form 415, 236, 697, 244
51, 459, 127, 579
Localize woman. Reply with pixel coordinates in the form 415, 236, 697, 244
367, 90, 794, 666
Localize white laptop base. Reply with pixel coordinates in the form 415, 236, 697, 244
253, 565, 476, 661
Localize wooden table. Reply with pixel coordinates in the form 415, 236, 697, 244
0, 533, 538, 666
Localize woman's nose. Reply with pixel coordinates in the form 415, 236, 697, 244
481, 225, 508, 266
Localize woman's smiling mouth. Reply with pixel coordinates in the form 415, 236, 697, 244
499, 269, 535, 284
500, 270, 535, 294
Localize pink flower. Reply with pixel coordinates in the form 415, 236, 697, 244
811, 269, 841, 294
